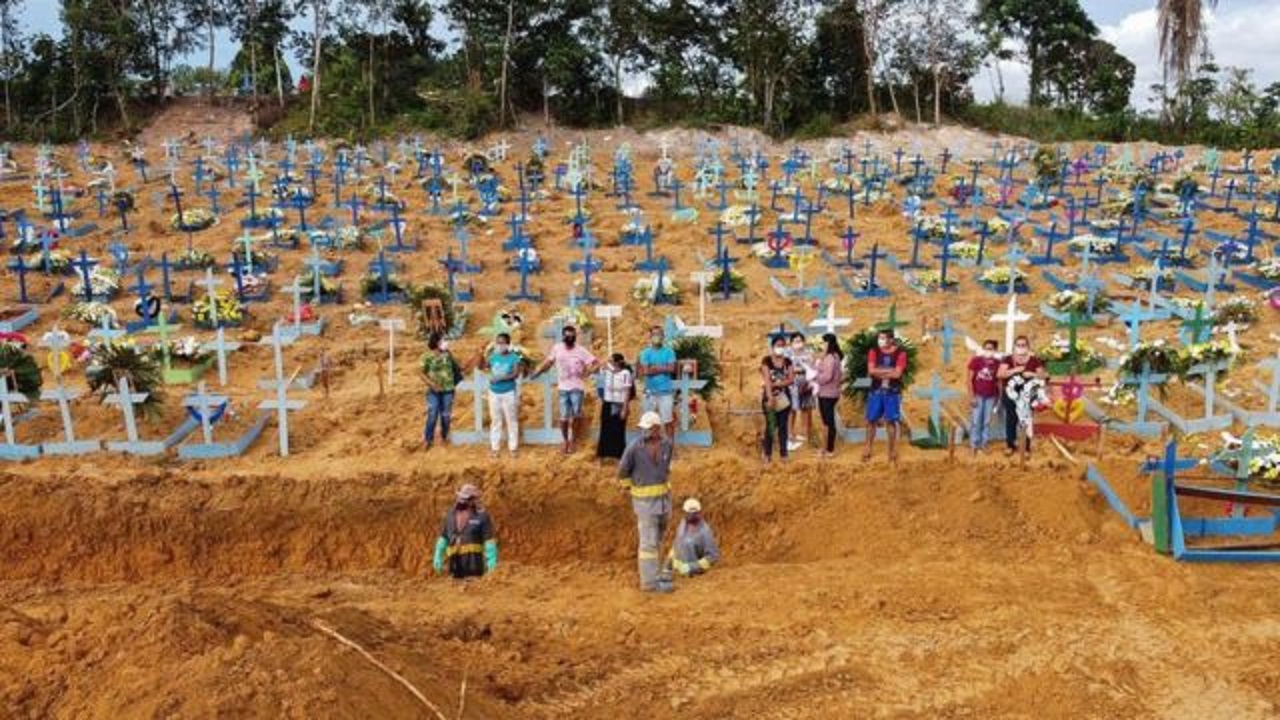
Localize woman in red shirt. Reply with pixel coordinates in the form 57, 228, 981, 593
996, 335, 1046, 457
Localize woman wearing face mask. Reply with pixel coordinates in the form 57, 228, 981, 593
996, 335, 1046, 458
760, 335, 795, 464
422, 331, 459, 449
813, 333, 845, 459
787, 332, 816, 452
597, 352, 634, 461
477, 332, 522, 459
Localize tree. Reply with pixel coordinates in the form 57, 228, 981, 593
182, 0, 233, 98
977, 0, 1095, 107
594, 0, 648, 125
0, 0, 21, 130
1157, 0, 1217, 92
726, 0, 814, 132
855, 0, 893, 116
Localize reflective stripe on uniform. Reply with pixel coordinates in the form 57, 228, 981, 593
630, 483, 671, 499
446, 543, 484, 557
637, 550, 659, 559
697, 557, 712, 570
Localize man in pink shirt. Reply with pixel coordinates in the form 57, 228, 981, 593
532, 325, 600, 454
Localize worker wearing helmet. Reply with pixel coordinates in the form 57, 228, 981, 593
618, 411, 675, 593
668, 498, 721, 577
432, 483, 498, 579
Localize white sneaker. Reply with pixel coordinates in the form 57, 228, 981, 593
787, 440, 802, 451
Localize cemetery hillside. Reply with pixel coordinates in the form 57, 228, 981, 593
4, 1, 1280, 718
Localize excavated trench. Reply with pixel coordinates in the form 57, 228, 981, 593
0, 457, 1108, 586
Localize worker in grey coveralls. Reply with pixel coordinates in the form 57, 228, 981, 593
618, 411, 675, 593
668, 497, 721, 577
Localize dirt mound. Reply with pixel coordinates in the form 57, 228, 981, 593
136, 98, 255, 148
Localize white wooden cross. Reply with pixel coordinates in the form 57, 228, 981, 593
1259, 351, 1280, 414
594, 304, 622, 355
200, 327, 240, 386
281, 276, 307, 338
379, 316, 406, 387
195, 268, 224, 327
809, 299, 852, 335
684, 271, 723, 338
104, 375, 149, 447
257, 323, 306, 456
184, 381, 229, 445
989, 293, 1031, 353
0, 374, 29, 447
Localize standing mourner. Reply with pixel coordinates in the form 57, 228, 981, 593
478, 332, 523, 458
637, 325, 678, 439
618, 412, 675, 594
422, 331, 459, 449
813, 333, 845, 459
863, 330, 906, 463
787, 332, 816, 452
530, 325, 600, 454
668, 498, 721, 577
967, 339, 1002, 454
997, 335, 1047, 459
431, 484, 498, 579
761, 335, 795, 464
598, 352, 634, 461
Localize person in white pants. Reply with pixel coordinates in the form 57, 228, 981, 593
479, 333, 523, 458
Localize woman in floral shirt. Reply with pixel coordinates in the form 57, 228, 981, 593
422, 331, 459, 448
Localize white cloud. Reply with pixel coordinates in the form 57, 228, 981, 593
971, 2, 1280, 111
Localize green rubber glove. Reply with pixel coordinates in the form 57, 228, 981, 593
484, 540, 498, 572
432, 537, 447, 574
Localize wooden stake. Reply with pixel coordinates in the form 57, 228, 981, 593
310, 619, 448, 720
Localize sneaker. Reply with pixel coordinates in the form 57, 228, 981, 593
642, 581, 674, 594
787, 440, 802, 451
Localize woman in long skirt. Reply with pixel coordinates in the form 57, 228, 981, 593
597, 353, 633, 460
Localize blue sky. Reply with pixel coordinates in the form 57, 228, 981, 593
17, 1, 1280, 113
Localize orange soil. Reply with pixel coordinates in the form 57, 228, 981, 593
2, 108, 1280, 718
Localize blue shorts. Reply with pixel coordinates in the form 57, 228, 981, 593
558, 389, 585, 420
865, 390, 901, 424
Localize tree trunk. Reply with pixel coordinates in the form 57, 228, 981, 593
887, 74, 900, 118
542, 76, 550, 128
994, 60, 1005, 103
1, 14, 10, 130
249, 0, 259, 109
933, 66, 942, 125
308, 0, 324, 133
274, 44, 285, 108
367, 31, 375, 128
614, 56, 623, 126
1027, 37, 1040, 106
861, 29, 877, 116
911, 79, 921, 123
207, 10, 216, 101
499, 0, 514, 129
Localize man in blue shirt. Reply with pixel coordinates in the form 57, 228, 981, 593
479, 332, 523, 458
637, 325, 678, 438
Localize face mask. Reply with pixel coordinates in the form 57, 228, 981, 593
773, 347, 786, 356
687, 514, 701, 524
650, 336, 662, 346
439, 340, 450, 351
564, 335, 576, 346
495, 344, 510, 354
877, 339, 891, 349
791, 342, 804, 351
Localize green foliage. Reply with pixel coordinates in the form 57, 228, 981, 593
672, 335, 721, 400
841, 329, 919, 403
85, 342, 163, 411
0, 342, 42, 398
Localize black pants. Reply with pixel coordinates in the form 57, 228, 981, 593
818, 397, 838, 452
762, 401, 790, 458
1003, 395, 1030, 451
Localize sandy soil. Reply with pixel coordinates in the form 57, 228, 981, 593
2, 105, 1280, 718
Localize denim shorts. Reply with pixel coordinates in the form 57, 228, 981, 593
865, 390, 901, 424
558, 389, 585, 420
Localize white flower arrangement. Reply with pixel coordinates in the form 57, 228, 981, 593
1068, 234, 1117, 255
631, 274, 682, 305
719, 205, 755, 228
986, 216, 1010, 235
71, 266, 121, 298
1215, 433, 1280, 487
979, 265, 1027, 287
751, 241, 791, 259
1257, 257, 1280, 281
949, 241, 980, 260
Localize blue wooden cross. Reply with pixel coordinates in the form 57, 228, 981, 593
1119, 361, 1168, 435
385, 202, 413, 252
440, 251, 473, 302
935, 237, 959, 290
715, 247, 739, 299
855, 244, 890, 298
506, 252, 542, 302
911, 371, 963, 446
1030, 220, 1063, 266
835, 226, 862, 268
367, 249, 399, 304
634, 225, 666, 271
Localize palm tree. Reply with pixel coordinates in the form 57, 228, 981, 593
1156, 0, 1217, 87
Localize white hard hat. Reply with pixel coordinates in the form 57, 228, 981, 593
683, 498, 702, 514
637, 411, 663, 430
